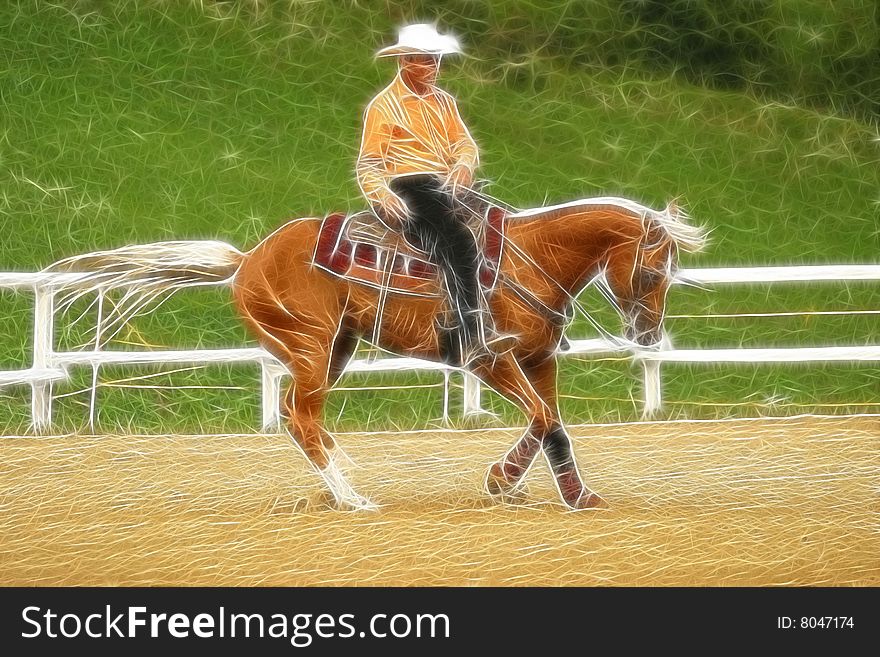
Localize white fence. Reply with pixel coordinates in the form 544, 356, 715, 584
2, 264, 879, 433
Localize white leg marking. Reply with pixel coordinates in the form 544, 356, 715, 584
285, 428, 377, 511
318, 451, 378, 511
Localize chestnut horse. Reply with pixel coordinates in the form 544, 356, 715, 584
46, 196, 705, 510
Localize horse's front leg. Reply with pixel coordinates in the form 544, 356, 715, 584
541, 424, 607, 509
484, 422, 541, 499
475, 354, 607, 510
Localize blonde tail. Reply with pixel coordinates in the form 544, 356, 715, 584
42, 240, 244, 343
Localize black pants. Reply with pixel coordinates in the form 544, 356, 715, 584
390, 175, 483, 359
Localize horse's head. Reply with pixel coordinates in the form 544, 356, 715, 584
604, 202, 707, 348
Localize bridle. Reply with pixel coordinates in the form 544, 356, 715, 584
461, 186, 641, 349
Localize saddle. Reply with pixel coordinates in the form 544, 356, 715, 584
313, 205, 506, 298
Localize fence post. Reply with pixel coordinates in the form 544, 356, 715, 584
88, 290, 104, 431
31, 286, 55, 433
641, 359, 662, 419
261, 361, 282, 432
462, 371, 482, 416
442, 370, 450, 425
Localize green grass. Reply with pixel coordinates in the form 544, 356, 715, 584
1, 1, 878, 433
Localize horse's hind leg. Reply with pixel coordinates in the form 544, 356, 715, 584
238, 301, 374, 510
281, 364, 376, 511
475, 354, 606, 510
327, 324, 359, 386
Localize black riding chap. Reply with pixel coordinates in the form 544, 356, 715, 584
389, 174, 484, 364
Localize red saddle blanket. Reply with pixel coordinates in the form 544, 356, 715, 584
313, 207, 506, 297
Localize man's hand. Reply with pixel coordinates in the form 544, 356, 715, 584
376, 192, 409, 229
444, 163, 473, 195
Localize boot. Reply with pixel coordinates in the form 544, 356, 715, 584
458, 307, 517, 366
437, 309, 511, 368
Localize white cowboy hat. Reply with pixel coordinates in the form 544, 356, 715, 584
376, 23, 462, 58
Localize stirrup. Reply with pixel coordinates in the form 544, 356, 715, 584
471, 307, 516, 352
459, 331, 517, 366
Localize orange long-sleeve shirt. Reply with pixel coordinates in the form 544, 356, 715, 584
356, 74, 479, 206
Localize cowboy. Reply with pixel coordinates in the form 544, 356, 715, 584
356, 23, 506, 365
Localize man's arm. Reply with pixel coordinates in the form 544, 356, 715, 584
356, 100, 394, 206
447, 96, 480, 178
356, 98, 409, 227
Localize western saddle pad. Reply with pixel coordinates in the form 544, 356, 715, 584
313, 206, 506, 297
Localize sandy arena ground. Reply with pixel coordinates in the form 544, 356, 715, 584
0, 415, 877, 586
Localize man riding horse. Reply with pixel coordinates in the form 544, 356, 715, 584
357, 23, 510, 366
43, 24, 706, 510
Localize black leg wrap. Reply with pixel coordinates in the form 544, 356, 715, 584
542, 425, 575, 472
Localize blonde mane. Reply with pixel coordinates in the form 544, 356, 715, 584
510, 196, 708, 253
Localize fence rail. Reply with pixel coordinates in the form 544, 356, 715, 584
1, 264, 878, 433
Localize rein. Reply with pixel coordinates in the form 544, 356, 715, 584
469, 187, 631, 349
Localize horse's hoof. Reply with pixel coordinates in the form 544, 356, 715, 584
571, 490, 609, 511
484, 471, 506, 497
484, 464, 514, 497
485, 466, 530, 504
334, 495, 380, 512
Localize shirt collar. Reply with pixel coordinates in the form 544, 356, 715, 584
394, 73, 440, 100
